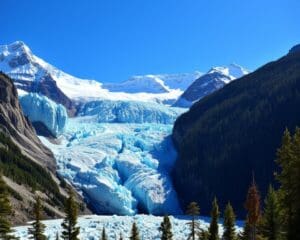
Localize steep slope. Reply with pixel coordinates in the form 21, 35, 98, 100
172, 46, 300, 216
0, 72, 88, 223
0, 72, 55, 169
174, 64, 249, 107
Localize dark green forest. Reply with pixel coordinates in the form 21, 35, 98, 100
172, 49, 300, 216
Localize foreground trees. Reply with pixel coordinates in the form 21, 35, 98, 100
208, 197, 219, 240
159, 215, 173, 240
61, 190, 80, 240
28, 196, 47, 240
0, 174, 17, 240
186, 202, 200, 240
222, 202, 236, 240
130, 222, 140, 240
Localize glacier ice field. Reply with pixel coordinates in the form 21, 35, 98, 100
14, 214, 243, 240
40, 116, 183, 215
19, 92, 187, 215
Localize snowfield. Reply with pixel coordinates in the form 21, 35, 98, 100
14, 214, 243, 240
40, 115, 184, 216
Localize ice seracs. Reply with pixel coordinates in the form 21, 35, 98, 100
40, 118, 182, 216
19, 93, 68, 136
77, 100, 186, 124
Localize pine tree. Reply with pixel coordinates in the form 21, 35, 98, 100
159, 215, 173, 240
61, 190, 80, 240
239, 219, 251, 240
199, 229, 210, 240
56, 232, 60, 240
208, 197, 219, 240
244, 178, 261, 240
0, 174, 17, 240
276, 128, 300, 240
186, 202, 200, 240
129, 222, 140, 240
223, 202, 236, 240
259, 185, 280, 240
28, 196, 47, 240
100, 227, 108, 240
119, 232, 123, 240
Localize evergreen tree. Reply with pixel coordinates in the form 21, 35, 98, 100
129, 222, 140, 240
186, 202, 200, 240
276, 128, 300, 240
100, 227, 108, 240
56, 232, 60, 240
0, 174, 17, 240
61, 190, 80, 240
244, 178, 261, 240
159, 215, 173, 240
223, 202, 236, 240
208, 197, 219, 240
239, 219, 251, 240
119, 232, 123, 240
28, 196, 47, 240
259, 186, 280, 240
199, 229, 210, 240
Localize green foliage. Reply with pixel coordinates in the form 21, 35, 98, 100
276, 128, 300, 240
172, 51, 300, 216
100, 227, 108, 240
28, 196, 47, 240
199, 229, 210, 240
129, 222, 140, 240
0, 132, 65, 207
186, 202, 200, 240
0, 174, 18, 239
61, 190, 80, 240
159, 215, 173, 240
259, 186, 281, 240
223, 202, 236, 240
208, 197, 219, 240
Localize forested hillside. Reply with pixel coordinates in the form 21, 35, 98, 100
172, 47, 300, 216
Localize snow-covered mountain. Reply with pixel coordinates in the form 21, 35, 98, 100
103, 72, 202, 94
174, 64, 249, 107
0, 41, 201, 108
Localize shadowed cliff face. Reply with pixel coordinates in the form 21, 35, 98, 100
0, 72, 55, 170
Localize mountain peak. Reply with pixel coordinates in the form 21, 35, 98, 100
208, 64, 249, 79
289, 44, 300, 54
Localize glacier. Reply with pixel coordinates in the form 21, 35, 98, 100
19, 93, 68, 136
77, 100, 186, 124
13, 214, 244, 240
40, 115, 183, 216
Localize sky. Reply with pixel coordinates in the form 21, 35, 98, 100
1, 0, 299, 83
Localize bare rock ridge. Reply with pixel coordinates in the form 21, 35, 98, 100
0, 72, 55, 169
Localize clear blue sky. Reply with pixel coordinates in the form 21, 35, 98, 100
1, 0, 299, 82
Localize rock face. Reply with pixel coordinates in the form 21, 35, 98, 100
174, 64, 249, 108
0, 72, 90, 224
19, 93, 68, 137
172, 48, 300, 216
0, 72, 55, 169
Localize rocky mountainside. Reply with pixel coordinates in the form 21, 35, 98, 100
174, 64, 249, 107
0, 72, 89, 224
172, 45, 300, 216
0, 72, 55, 169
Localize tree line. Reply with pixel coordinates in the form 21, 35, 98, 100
0, 127, 299, 239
